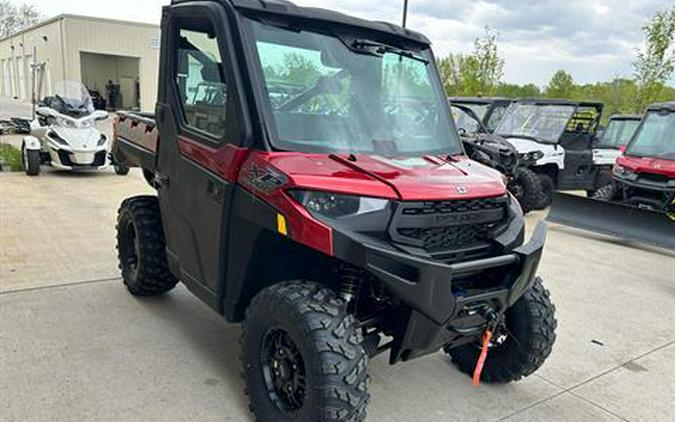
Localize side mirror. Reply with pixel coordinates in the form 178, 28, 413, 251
619, 146, 627, 154
92, 110, 109, 121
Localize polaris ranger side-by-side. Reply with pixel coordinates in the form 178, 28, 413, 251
112, 1, 557, 420
451, 103, 542, 213
548, 102, 675, 251
494, 99, 613, 206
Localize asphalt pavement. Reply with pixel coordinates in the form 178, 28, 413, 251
1, 97, 675, 421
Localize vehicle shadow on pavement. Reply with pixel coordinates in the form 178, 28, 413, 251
128, 289, 252, 419
46, 169, 120, 179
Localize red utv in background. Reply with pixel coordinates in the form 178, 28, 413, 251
548, 102, 675, 251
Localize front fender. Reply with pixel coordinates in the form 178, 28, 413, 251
23, 136, 41, 151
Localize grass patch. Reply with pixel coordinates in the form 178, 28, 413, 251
0, 143, 23, 172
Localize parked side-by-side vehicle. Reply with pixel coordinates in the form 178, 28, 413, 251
548, 102, 675, 251
592, 114, 642, 168
451, 103, 542, 213
495, 99, 617, 206
449, 96, 513, 133
112, 1, 557, 420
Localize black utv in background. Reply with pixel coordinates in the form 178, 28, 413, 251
449, 97, 513, 133
451, 103, 543, 213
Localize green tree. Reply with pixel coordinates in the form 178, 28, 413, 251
495, 82, 542, 98
438, 27, 504, 96
279, 52, 322, 85
469, 27, 504, 95
633, 6, 675, 112
437, 53, 467, 95
0, 1, 42, 38
545, 70, 575, 98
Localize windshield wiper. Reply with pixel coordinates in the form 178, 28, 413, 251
351, 39, 429, 64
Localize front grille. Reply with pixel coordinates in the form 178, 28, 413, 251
401, 197, 506, 216
399, 224, 493, 253
56, 150, 106, 167
393, 196, 509, 258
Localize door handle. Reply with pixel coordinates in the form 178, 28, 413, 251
154, 172, 169, 188
206, 180, 221, 201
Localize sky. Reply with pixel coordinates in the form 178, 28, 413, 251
19, 0, 675, 86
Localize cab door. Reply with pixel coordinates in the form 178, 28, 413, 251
558, 134, 595, 190
154, 3, 248, 310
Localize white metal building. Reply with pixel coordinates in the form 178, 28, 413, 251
0, 15, 161, 111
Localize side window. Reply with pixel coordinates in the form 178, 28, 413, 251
175, 26, 228, 138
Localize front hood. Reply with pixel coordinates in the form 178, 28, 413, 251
266, 153, 506, 201
503, 137, 555, 153
51, 127, 104, 152
618, 155, 675, 178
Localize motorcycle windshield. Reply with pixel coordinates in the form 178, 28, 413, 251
52, 81, 95, 117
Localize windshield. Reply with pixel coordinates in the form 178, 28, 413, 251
457, 103, 489, 121
625, 111, 675, 159
249, 20, 461, 157
496, 104, 575, 143
451, 105, 482, 134
598, 118, 640, 148
47, 81, 94, 117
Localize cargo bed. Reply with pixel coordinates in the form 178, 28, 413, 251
112, 111, 158, 171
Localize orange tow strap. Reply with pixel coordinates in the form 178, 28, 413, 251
472, 330, 493, 387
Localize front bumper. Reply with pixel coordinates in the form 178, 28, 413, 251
47, 146, 109, 170
613, 174, 675, 212
334, 222, 547, 363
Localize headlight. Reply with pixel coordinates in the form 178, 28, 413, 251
97, 135, 108, 146
290, 190, 389, 219
612, 165, 632, 178
79, 119, 94, 129
56, 117, 77, 129
519, 151, 544, 162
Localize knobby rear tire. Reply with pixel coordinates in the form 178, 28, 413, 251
116, 196, 178, 296
510, 168, 542, 214
536, 174, 555, 209
114, 164, 131, 176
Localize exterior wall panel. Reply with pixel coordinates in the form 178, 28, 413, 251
0, 15, 159, 111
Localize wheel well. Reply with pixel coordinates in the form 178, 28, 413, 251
143, 168, 158, 189
229, 231, 338, 322
533, 164, 557, 182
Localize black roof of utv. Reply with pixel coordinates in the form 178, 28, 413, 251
172, 0, 430, 46
647, 101, 675, 112
449, 97, 512, 105
516, 98, 604, 112
608, 114, 641, 121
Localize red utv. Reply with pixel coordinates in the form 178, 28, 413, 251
111, 1, 557, 420
548, 102, 675, 251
